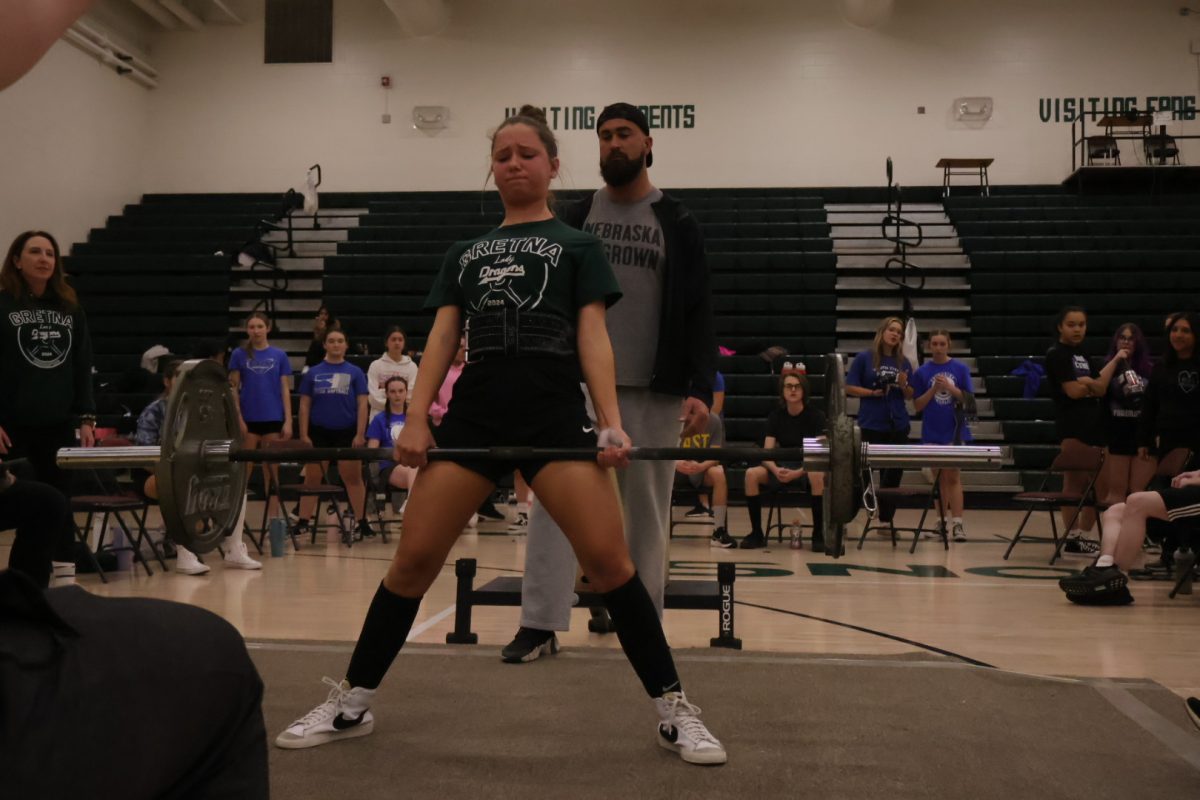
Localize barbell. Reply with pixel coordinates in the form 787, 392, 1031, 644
56, 356, 1006, 555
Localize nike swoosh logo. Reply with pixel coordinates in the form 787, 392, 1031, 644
582, 426, 595, 433
332, 711, 366, 730
660, 725, 679, 744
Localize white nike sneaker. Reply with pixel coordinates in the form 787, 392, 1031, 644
223, 538, 262, 570
275, 677, 376, 749
175, 545, 211, 575
654, 691, 727, 765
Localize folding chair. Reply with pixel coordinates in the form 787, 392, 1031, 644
363, 462, 398, 543
764, 480, 810, 543
857, 481, 942, 551
71, 437, 163, 580
1003, 439, 1104, 565
668, 475, 712, 539
264, 439, 353, 548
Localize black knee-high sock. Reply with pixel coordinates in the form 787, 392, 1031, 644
810, 495, 825, 543
602, 572, 681, 698
346, 582, 422, 690
746, 494, 763, 535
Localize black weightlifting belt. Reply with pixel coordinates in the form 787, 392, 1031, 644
465, 308, 576, 362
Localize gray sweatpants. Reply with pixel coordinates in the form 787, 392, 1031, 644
519, 387, 681, 630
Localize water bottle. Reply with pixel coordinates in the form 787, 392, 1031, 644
268, 517, 287, 557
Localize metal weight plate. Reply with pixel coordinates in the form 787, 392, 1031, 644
156, 359, 247, 553
822, 352, 855, 557
823, 416, 860, 558
824, 352, 847, 420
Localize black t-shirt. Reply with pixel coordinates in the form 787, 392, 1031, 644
1139, 357, 1200, 451
1044, 342, 1102, 440
766, 404, 826, 446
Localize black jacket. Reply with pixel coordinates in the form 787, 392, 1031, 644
559, 190, 717, 403
0, 290, 95, 429
1138, 357, 1200, 451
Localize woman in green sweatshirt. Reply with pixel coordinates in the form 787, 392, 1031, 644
0, 230, 95, 490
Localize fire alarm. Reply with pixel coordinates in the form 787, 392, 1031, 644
381, 76, 391, 88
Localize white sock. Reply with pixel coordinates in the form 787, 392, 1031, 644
50, 561, 76, 587
952, 517, 963, 526
714, 505, 727, 529
233, 493, 249, 537
1095, 555, 1115, 568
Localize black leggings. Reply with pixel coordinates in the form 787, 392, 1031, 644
0, 478, 77, 587
5, 423, 77, 494
861, 427, 910, 523
3, 580, 268, 798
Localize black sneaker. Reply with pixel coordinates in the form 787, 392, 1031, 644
685, 504, 713, 519
1058, 565, 1133, 605
1186, 697, 1200, 731
710, 527, 736, 548
477, 500, 506, 521
1063, 535, 1100, 555
500, 627, 559, 663
357, 518, 376, 539
740, 531, 767, 549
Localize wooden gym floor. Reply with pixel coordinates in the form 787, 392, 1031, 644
8, 505, 1199, 698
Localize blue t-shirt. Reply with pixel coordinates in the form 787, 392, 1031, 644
299, 360, 369, 430
912, 359, 974, 444
846, 350, 911, 432
366, 411, 407, 469
228, 345, 293, 423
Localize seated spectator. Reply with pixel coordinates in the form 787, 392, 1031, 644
911, 330, 973, 542
428, 336, 465, 426
740, 374, 827, 551
134, 360, 261, 574
297, 329, 371, 538
0, 463, 76, 588
366, 377, 417, 503
675, 411, 732, 548
1059, 468, 1200, 605
367, 326, 419, 420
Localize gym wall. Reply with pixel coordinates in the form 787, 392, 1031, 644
1, 0, 1197, 248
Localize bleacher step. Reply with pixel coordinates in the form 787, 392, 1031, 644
837, 298, 969, 312
831, 224, 957, 238
837, 253, 970, 269
233, 279, 323, 292
231, 298, 321, 313
837, 277, 969, 291
836, 318, 970, 334
826, 211, 951, 225
263, 229, 347, 243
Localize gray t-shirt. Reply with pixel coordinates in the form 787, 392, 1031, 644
582, 188, 666, 387
680, 412, 725, 451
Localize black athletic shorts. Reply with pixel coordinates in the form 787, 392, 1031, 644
308, 425, 356, 449
434, 358, 596, 485
245, 420, 284, 436
1106, 416, 1139, 456
1159, 485, 1200, 521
